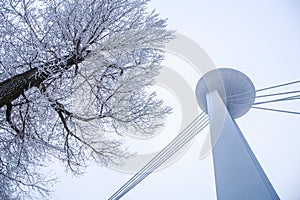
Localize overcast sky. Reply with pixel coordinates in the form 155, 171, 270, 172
51, 1, 300, 199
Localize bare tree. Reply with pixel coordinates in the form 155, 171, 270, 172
0, 0, 173, 199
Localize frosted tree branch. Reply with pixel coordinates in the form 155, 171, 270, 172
0, 0, 174, 199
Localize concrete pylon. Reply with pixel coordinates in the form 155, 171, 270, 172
206, 90, 279, 200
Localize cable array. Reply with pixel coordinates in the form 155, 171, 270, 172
108, 112, 209, 200
225, 80, 300, 115
252, 80, 300, 115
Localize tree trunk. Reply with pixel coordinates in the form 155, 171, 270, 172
0, 52, 90, 108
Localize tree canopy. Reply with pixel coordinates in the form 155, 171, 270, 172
0, 0, 173, 199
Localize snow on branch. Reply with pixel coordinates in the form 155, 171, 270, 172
0, 0, 174, 199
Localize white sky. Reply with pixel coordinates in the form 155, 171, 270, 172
50, 1, 300, 199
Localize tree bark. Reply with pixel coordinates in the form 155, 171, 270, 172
0, 52, 90, 108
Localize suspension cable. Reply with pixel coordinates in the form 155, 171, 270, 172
110, 120, 209, 200
252, 106, 300, 115
108, 113, 209, 200
254, 94, 300, 105
256, 90, 300, 98
256, 80, 300, 92
109, 113, 208, 199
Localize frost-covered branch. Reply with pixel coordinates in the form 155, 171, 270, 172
0, 0, 173, 199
